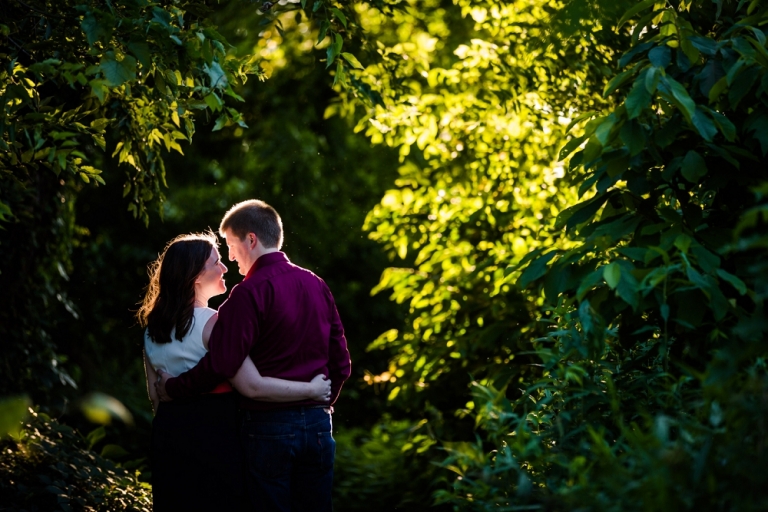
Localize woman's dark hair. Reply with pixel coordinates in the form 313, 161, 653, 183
137, 231, 218, 344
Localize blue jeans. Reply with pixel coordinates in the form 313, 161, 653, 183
241, 406, 335, 512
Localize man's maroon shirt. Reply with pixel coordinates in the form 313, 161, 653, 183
165, 252, 351, 410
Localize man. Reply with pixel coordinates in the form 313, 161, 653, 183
156, 199, 351, 511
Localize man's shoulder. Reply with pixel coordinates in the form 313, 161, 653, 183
238, 259, 314, 287
286, 261, 325, 282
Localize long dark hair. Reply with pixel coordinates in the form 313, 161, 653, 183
137, 232, 218, 344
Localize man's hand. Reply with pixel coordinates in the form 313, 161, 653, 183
155, 369, 173, 402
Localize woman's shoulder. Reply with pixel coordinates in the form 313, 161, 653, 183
194, 307, 218, 320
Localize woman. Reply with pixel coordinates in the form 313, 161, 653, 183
137, 232, 330, 511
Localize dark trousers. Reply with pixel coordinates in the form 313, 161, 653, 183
151, 393, 246, 512
241, 406, 335, 512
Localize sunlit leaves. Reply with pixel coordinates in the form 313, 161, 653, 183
341, 1, 620, 437
350, 0, 768, 508
0, 411, 152, 509
0, 0, 266, 225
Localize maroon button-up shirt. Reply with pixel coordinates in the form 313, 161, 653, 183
165, 252, 351, 410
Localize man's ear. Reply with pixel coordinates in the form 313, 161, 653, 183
247, 233, 258, 249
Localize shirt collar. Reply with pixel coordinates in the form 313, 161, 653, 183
245, 251, 288, 279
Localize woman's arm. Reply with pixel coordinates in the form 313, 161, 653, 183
143, 349, 160, 414
230, 356, 331, 402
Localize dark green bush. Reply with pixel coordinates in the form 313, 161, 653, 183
334, 418, 447, 512
0, 410, 151, 512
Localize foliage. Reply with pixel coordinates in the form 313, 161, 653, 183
333, 418, 441, 511
3, 0, 768, 510
337, 0, 768, 509
0, 409, 152, 511
333, 0, 628, 437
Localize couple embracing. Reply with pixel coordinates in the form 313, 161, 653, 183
139, 199, 351, 511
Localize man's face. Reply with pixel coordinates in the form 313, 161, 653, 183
223, 229, 252, 276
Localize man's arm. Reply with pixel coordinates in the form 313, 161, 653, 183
325, 286, 351, 405
164, 286, 259, 399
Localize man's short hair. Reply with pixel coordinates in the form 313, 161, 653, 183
219, 199, 283, 249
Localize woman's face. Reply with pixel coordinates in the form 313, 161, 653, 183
195, 247, 228, 300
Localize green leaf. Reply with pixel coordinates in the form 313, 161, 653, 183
617, 270, 640, 310
81, 12, 109, 47
100, 54, 137, 87
681, 150, 707, 183
559, 135, 586, 161
576, 269, 604, 301
333, 60, 346, 87
708, 76, 728, 103
326, 33, 343, 68
728, 65, 759, 108
90, 118, 110, 131
316, 20, 330, 45
716, 268, 747, 295
151, 7, 172, 29
563, 192, 613, 231
620, 120, 646, 156
565, 111, 598, 133
212, 114, 228, 131
617, 0, 657, 29
0, 199, 13, 222
645, 66, 661, 94
28, 58, 61, 76
686, 266, 712, 296
605, 151, 630, 177
331, 7, 347, 28
649, 46, 671, 68
688, 36, 718, 56
674, 233, 692, 253
86, 425, 106, 449
626, 76, 652, 119
0, 395, 29, 438
603, 262, 621, 289
662, 76, 697, 123
725, 59, 747, 86
681, 39, 701, 65
746, 113, 768, 155
618, 247, 648, 261
709, 110, 736, 141
204, 92, 222, 111
204, 61, 227, 89
692, 245, 721, 273
603, 66, 638, 97
101, 444, 129, 459
595, 115, 617, 146
619, 41, 654, 68
692, 108, 717, 142
341, 52, 364, 70
518, 251, 557, 288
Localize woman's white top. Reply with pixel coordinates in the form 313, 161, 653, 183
144, 307, 216, 377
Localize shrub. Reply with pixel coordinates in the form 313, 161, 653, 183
0, 409, 151, 511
